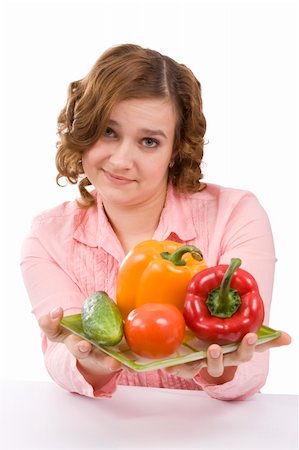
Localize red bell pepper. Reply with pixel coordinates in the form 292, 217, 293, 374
183, 258, 265, 344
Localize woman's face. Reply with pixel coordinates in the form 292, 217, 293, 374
82, 98, 177, 207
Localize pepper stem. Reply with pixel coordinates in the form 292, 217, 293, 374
160, 245, 203, 266
206, 258, 242, 318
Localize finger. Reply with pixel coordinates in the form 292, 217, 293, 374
72, 338, 122, 371
225, 333, 257, 366
83, 350, 123, 373
206, 345, 224, 377
38, 307, 65, 342
236, 333, 257, 361
64, 335, 93, 359
166, 360, 207, 378
255, 331, 292, 352
166, 365, 181, 376
102, 355, 123, 372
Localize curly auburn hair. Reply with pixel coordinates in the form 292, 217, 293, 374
56, 44, 207, 207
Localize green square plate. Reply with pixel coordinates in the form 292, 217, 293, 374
61, 314, 280, 372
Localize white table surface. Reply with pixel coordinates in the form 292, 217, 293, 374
0, 381, 298, 450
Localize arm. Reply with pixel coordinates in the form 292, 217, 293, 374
196, 192, 290, 399
20, 233, 122, 398
167, 191, 291, 399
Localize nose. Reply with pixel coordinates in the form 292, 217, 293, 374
109, 139, 134, 170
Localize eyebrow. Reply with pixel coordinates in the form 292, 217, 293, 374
108, 119, 168, 139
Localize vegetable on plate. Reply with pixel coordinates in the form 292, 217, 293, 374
116, 239, 207, 318
183, 258, 265, 344
81, 291, 124, 345
124, 303, 186, 358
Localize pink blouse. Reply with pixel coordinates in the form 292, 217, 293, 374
20, 183, 276, 400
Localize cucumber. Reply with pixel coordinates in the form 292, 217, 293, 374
81, 291, 123, 346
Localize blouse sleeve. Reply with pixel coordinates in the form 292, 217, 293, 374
194, 191, 276, 400
20, 231, 120, 399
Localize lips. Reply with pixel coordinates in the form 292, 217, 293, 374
103, 169, 134, 184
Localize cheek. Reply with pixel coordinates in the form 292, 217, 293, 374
142, 150, 172, 173
82, 148, 104, 169
146, 158, 170, 179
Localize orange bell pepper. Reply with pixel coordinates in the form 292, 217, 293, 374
116, 240, 207, 318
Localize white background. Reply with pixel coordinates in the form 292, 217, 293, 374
2, 0, 298, 394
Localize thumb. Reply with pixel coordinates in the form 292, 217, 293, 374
38, 307, 65, 342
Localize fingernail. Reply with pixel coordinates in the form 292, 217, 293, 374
103, 357, 122, 372
210, 348, 221, 359
79, 344, 90, 353
247, 336, 257, 345
50, 307, 61, 319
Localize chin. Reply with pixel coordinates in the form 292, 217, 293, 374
97, 188, 139, 206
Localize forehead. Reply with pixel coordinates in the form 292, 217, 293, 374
109, 98, 177, 128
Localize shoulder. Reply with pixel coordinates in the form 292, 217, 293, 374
179, 183, 263, 215
184, 183, 259, 205
170, 182, 265, 217
181, 183, 269, 227
21, 194, 99, 265
31, 199, 84, 228
30, 194, 97, 242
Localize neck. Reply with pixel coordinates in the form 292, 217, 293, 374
102, 189, 168, 253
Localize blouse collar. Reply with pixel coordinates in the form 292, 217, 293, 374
72, 184, 198, 260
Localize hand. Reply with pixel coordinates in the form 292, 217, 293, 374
165, 331, 291, 381
38, 307, 123, 377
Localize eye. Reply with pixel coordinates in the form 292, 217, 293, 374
142, 137, 159, 148
104, 127, 116, 137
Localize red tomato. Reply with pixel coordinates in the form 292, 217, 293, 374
124, 303, 185, 359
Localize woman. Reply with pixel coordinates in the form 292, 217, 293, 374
21, 43, 290, 400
